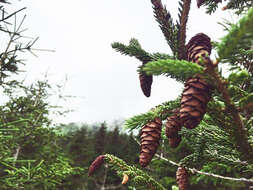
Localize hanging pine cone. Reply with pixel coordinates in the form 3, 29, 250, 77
139, 117, 162, 167
176, 167, 188, 190
180, 33, 212, 129
88, 155, 105, 176
165, 109, 181, 138
139, 60, 153, 97
180, 77, 211, 129
165, 109, 182, 148
186, 33, 212, 64
169, 136, 182, 148
139, 72, 153, 97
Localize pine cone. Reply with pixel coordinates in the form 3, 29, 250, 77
139, 117, 162, 167
176, 167, 188, 190
139, 72, 153, 97
165, 109, 181, 138
180, 77, 211, 129
180, 33, 212, 129
88, 155, 105, 176
169, 136, 182, 148
139, 60, 153, 97
165, 109, 182, 148
186, 33, 212, 64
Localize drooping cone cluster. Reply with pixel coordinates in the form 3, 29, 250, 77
176, 167, 188, 190
88, 155, 105, 176
180, 33, 212, 129
139, 117, 162, 167
165, 109, 182, 148
139, 69, 153, 97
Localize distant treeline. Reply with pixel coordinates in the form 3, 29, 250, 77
56, 122, 140, 190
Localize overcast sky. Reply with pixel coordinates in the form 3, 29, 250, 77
8, 0, 235, 124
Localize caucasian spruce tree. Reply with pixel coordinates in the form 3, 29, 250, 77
89, 0, 253, 189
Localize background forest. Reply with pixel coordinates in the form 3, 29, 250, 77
0, 0, 252, 190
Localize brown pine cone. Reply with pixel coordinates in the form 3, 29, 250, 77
139, 72, 153, 97
139, 60, 153, 97
139, 117, 162, 167
180, 33, 212, 129
186, 33, 212, 64
176, 167, 188, 190
169, 136, 182, 148
165, 109, 181, 138
180, 77, 211, 129
88, 155, 105, 176
165, 109, 182, 148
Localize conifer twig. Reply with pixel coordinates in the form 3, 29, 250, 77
155, 154, 253, 184
217, 7, 253, 61
124, 99, 180, 130
204, 58, 253, 163
142, 58, 203, 82
151, 0, 177, 55
178, 0, 191, 59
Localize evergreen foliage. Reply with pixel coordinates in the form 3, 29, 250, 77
124, 99, 180, 130
217, 7, 253, 61
102, 0, 253, 189
197, 0, 253, 15
89, 154, 167, 190
142, 59, 204, 82
111, 38, 174, 67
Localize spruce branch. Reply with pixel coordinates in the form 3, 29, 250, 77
124, 99, 180, 130
151, 0, 178, 55
225, 0, 253, 15
112, 38, 173, 97
112, 39, 174, 63
239, 93, 253, 110
142, 59, 204, 82
234, 49, 253, 76
204, 57, 253, 162
112, 40, 151, 62
177, 0, 191, 60
89, 154, 166, 190
217, 7, 253, 61
155, 154, 253, 184
197, 0, 222, 14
